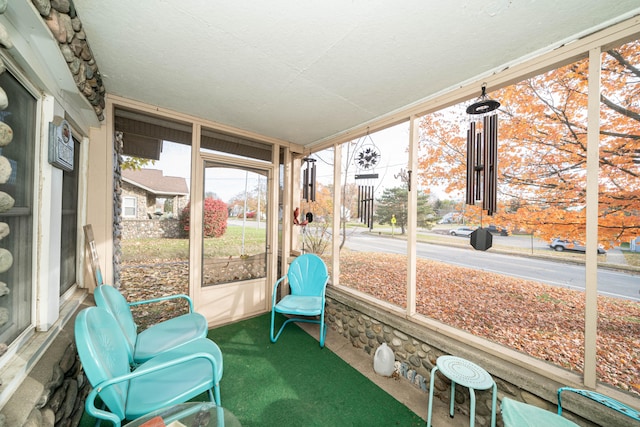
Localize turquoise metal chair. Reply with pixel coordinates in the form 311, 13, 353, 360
75, 306, 223, 427
501, 397, 579, 427
94, 284, 208, 364
270, 253, 329, 348
557, 387, 640, 421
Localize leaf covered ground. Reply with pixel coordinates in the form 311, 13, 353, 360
339, 252, 640, 396
120, 252, 640, 397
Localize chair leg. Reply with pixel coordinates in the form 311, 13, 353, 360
319, 311, 326, 348
427, 366, 439, 427
449, 381, 456, 418
270, 309, 277, 343
213, 383, 221, 406
469, 387, 476, 427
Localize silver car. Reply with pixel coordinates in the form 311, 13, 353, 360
549, 238, 606, 254
449, 227, 475, 237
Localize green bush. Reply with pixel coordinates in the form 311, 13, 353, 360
179, 197, 228, 237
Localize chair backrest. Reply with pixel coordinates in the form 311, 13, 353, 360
74, 307, 131, 420
94, 285, 138, 361
287, 253, 329, 296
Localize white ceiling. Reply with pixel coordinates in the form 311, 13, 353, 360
72, 0, 640, 147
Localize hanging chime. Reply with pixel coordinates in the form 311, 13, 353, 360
302, 157, 316, 202
354, 133, 380, 229
465, 84, 500, 216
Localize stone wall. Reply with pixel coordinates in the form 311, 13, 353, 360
121, 218, 183, 240
203, 253, 266, 285
1, 343, 89, 427
31, 0, 105, 120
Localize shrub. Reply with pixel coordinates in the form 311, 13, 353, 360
179, 197, 228, 237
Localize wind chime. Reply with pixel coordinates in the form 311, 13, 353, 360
302, 157, 316, 203
297, 157, 316, 224
296, 157, 317, 253
354, 133, 380, 229
465, 84, 500, 215
465, 84, 501, 251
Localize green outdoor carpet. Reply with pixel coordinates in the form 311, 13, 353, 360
79, 313, 423, 426
210, 313, 423, 427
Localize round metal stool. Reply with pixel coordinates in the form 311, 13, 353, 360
427, 355, 497, 427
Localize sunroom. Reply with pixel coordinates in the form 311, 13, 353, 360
0, 1, 639, 426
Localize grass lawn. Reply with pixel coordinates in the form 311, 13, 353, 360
121, 225, 266, 262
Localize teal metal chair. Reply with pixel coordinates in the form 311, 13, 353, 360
75, 306, 223, 427
94, 284, 208, 364
501, 397, 579, 426
270, 253, 329, 348
557, 387, 640, 422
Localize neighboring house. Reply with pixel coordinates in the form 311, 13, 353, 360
121, 169, 188, 220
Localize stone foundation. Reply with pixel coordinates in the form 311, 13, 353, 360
0, 343, 89, 427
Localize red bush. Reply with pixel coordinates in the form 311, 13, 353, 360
179, 197, 228, 237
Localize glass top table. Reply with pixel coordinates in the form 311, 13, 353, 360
124, 402, 242, 427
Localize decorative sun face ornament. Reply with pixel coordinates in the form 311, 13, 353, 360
356, 144, 380, 170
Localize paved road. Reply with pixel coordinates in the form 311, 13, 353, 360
343, 231, 640, 302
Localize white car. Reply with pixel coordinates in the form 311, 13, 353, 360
449, 227, 475, 237
549, 238, 606, 254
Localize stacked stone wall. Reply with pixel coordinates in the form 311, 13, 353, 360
31, 0, 105, 120
2, 343, 89, 427
121, 219, 183, 240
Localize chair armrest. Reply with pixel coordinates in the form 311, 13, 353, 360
95, 352, 219, 392
85, 352, 219, 427
128, 294, 195, 312
84, 389, 123, 427
557, 387, 640, 421
272, 276, 286, 306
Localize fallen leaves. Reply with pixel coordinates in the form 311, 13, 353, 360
339, 251, 640, 396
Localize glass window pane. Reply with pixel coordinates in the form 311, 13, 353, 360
202, 162, 267, 286
60, 138, 80, 295
119, 137, 192, 329
598, 39, 640, 397
0, 70, 36, 344
338, 123, 411, 309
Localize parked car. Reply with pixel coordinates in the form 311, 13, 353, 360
484, 225, 509, 236
449, 227, 475, 237
549, 238, 606, 254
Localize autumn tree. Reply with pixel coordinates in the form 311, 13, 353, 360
121, 155, 154, 170
375, 187, 435, 234
418, 40, 640, 246
228, 178, 267, 218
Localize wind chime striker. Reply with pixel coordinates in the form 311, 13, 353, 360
354, 133, 380, 229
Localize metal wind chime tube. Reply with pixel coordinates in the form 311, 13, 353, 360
465, 84, 500, 216
302, 157, 316, 202
466, 121, 476, 205
482, 113, 498, 215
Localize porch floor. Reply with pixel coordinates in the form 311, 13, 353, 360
3, 298, 471, 426
297, 321, 470, 426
